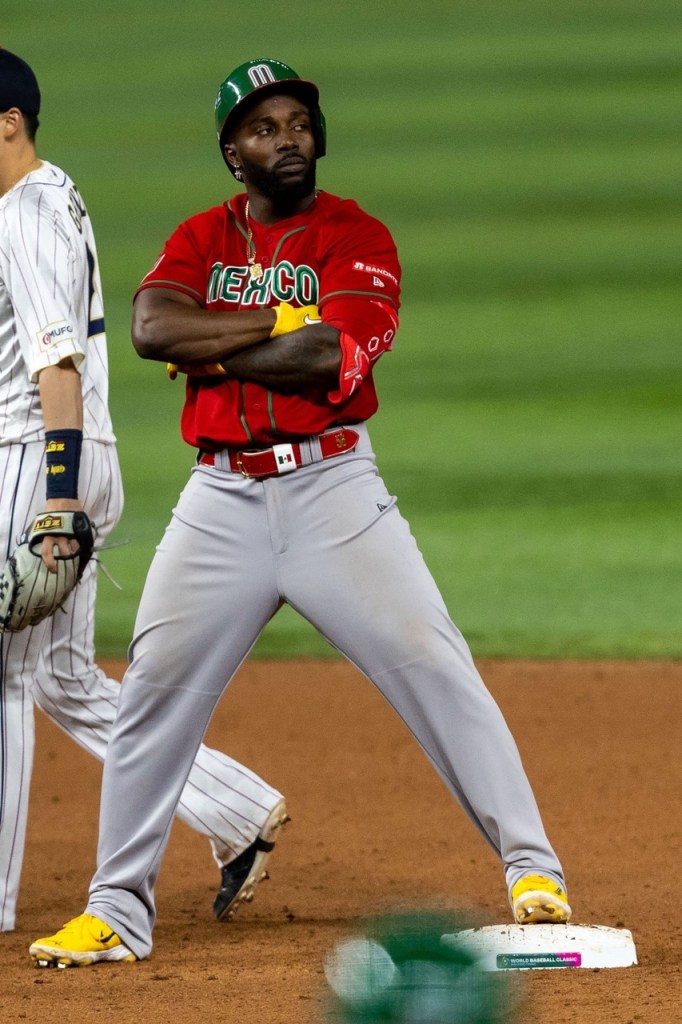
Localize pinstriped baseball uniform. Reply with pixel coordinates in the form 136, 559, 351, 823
0, 161, 282, 931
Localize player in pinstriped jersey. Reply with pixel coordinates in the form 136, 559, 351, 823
0, 49, 287, 933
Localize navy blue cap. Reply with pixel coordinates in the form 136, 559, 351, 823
0, 49, 40, 114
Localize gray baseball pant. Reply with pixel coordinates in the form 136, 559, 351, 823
86, 424, 565, 958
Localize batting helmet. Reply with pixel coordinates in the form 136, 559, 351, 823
214, 58, 326, 175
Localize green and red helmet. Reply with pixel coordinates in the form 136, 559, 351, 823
214, 57, 327, 175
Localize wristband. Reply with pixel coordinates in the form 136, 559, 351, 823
44, 429, 82, 500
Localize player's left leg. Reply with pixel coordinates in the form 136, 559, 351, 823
280, 432, 566, 898
32, 441, 124, 761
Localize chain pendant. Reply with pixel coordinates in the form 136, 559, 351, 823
249, 261, 263, 281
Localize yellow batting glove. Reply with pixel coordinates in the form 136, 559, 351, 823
270, 303, 321, 338
166, 361, 227, 380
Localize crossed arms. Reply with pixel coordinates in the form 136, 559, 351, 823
132, 288, 342, 393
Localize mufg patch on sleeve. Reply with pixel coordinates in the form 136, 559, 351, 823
36, 321, 76, 349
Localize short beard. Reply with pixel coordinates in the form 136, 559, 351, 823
240, 157, 317, 211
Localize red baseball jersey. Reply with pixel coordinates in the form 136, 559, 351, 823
136, 190, 401, 449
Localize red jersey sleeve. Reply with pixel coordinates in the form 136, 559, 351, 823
317, 201, 401, 404
135, 208, 221, 305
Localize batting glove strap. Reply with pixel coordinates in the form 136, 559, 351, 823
270, 302, 321, 338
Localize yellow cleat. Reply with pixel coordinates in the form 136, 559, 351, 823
511, 874, 572, 925
29, 913, 137, 968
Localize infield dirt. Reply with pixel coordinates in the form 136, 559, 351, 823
2, 659, 679, 1023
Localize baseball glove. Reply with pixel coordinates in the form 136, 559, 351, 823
0, 511, 95, 633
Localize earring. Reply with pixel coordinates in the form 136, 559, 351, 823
234, 167, 243, 181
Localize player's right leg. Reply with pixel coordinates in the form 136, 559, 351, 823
0, 442, 48, 930
46, 467, 284, 961
33, 443, 286, 918
0, 625, 43, 931
33, 559, 286, 908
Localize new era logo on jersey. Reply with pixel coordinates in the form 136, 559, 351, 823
37, 321, 75, 349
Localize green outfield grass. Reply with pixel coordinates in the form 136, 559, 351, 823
7, 0, 682, 657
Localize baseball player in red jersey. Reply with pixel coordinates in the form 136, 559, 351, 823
31, 58, 571, 967
0, 49, 288, 934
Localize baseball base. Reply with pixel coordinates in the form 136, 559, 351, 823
442, 923, 638, 971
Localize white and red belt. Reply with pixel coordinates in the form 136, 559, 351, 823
198, 427, 360, 480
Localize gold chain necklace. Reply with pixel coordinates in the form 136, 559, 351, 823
244, 200, 263, 282
244, 191, 321, 282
